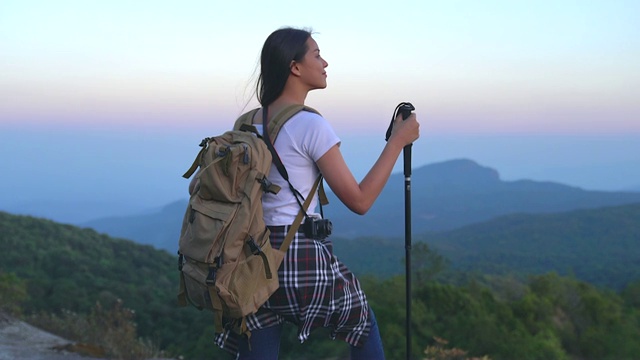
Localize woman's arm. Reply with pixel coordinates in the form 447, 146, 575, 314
316, 113, 420, 215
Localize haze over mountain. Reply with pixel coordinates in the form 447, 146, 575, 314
2, 132, 639, 226
81, 159, 640, 253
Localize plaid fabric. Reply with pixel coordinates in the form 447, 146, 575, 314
214, 225, 371, 357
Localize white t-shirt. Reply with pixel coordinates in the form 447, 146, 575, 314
254, 110, 340, 226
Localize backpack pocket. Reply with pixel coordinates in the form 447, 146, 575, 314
215, 230, 285, 318
179, 195, 238, 263
179, 259, 218, 312
197, 142, 248, 203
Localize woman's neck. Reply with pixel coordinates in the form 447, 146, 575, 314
260, 77, 313, 121
272, 77, 311, 107
274, 86, 307, 106
267, 95, 305, 120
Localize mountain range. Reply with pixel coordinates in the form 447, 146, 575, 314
82, 159, 640, 253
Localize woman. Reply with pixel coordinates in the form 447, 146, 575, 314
215, 27, 420, 359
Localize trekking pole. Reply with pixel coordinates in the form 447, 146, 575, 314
385, 102, 416, 360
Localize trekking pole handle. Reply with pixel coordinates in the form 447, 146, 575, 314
385, 102, 415, 142
384, 102, 415, 176
398, 103, 415, 120
398, 103, 415, 177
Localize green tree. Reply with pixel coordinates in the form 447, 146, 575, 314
0, 271, 28, 315
412, 242, 449, 284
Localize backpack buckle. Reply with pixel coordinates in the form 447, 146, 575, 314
247, 237, 262, 256
177, 252, 184, 271
206, 256, 222, 286
206, 267, 216, 286
247, 237, 273, 279
259, 177, 280, 194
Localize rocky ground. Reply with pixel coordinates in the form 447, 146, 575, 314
0, 312, 105, 360
0, 312, 178, 360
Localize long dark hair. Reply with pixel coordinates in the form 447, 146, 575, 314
256, 27, 311, 107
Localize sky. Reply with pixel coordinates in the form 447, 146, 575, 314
1, 0, 639, 222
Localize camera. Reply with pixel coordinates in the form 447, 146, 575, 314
302, 217, 332, 239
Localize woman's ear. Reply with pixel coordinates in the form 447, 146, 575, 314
290, 60, 302, 77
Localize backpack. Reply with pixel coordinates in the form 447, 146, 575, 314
177, 105, 323, 337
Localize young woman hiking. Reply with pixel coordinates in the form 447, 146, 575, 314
214, 27, 420, 359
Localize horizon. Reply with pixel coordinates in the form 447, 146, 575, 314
2, 126, 639, 224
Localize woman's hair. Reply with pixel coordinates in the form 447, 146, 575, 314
256, 27, 312, 107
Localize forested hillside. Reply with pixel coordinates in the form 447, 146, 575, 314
2, 211, 640, 359
334, 202, 640, 291
0, 211, 208, 358
426, 202, 640, 289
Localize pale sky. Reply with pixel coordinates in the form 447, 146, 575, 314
1, 0, 639, 134
1, 0, 639, 221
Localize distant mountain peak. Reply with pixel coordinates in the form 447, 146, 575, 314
414, 158, 501, 185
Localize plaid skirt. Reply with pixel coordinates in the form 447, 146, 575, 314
214, 225, 371, 356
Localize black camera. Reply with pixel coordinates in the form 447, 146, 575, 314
302, 217, 332, 239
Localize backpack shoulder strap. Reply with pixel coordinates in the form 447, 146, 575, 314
233, 108, 261, 131
263, 104, 329, 210
231, 105, 320, 140
267, 105, 320, 143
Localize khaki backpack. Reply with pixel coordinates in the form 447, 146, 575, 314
177, 105, 324, 337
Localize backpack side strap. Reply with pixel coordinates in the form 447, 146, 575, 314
279, 174, 323, 253
182, 137, 211, 179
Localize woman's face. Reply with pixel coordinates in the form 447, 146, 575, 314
294, 37, 329, 90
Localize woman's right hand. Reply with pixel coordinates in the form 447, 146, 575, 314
317, 111, 420, 215
388, 112, 420, 146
